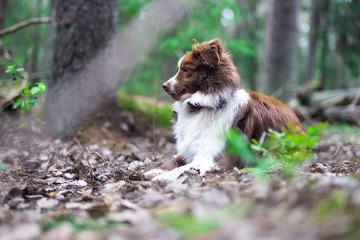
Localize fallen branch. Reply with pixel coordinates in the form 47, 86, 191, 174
0, 17, 53, 37
324, 105, 360, 126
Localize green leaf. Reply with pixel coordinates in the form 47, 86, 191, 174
22, 88, 30, 95
37, 82, 46, 92
12, 98, 21, 109
30, 86, 40, 95
5, 65, 15, 73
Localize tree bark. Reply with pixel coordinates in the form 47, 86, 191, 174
45, 0, 188, 136
259, 0, 300, 102
52, 0, 118, 82
303, 0, 321, 84
0, 0, 7, 30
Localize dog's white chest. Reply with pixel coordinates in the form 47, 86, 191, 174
172, 102, 234, 163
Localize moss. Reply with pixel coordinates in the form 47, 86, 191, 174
116, 91, 173, 128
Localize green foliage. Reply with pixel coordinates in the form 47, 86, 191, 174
43, 216, 121, 233
116, 91, 172, 128
2, 0, 50, 67
5, 64, 25, 80
3, 65, 46, 113
120, 0, 257, 95
118, 0, 147, 23
331, 0, 360, 78
226, 123, 327, 179
157, 212, 218, 237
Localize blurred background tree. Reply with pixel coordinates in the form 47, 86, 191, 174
0, 0, 359, 132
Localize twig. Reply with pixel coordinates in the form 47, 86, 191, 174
0, 17, 53, 37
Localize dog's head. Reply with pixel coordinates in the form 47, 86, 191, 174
162, 39, 240, 101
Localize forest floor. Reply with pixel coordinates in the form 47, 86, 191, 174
0, 108, 360, 240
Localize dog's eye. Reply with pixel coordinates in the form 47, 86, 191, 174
183, 68, 191, 74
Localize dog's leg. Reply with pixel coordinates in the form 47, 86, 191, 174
152, 154, 218, 181
143, 155, 185, 179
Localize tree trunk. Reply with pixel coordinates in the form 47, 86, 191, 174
259, 0, 300, 102
0, 0, 7, 30
45, 0, 188, 136
318, 0, 331, 89
303, 0, 321, 84
52, 0, 117, 83
234, 0, 260, 90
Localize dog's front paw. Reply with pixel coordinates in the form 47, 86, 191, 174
144, 168, 165, 179
152, 169, 183, 182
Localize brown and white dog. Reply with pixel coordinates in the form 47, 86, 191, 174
146, 39, 303, 181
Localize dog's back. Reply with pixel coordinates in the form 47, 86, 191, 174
236, 90, 304, 141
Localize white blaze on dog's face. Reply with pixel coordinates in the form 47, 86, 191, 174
162, 39, 240, 101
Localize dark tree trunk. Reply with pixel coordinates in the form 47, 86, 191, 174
52, 0, 117, 82
259, 0, 300, 102
0, 0, 7, 74
303, 0, 321, 84
0, 0, 7, 30
45, 0, 187, 136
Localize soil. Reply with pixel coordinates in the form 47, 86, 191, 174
0, 108, 360, 240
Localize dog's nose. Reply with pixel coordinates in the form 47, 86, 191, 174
162, 82, 170, 90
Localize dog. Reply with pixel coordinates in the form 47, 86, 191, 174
145, 39, 303, 181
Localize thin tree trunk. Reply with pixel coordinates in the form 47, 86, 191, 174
29, 0, 41, 75
234, 0, 260, 90
319, 0, 331, 89
259, 0, 300, 102
303, 0, 321, 84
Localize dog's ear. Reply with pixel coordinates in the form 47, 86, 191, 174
192, 39, 224, 67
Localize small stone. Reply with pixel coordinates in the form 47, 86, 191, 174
39, 154, 49, 161
52, 170, 63, 177
64, 173, 75, 179
75, 180, 88, 187
102, 148, 112, 156
128, 161, 145, 171
88, 144, 99, 151
143, 157, 152, 165
37, 198, 59, 209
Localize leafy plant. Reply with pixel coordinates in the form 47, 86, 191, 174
5, 64, 24, 81
43, 216, 121, 233
157, 212, 218, 237
4, 65, 46, 113
226, 123, 327, 179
